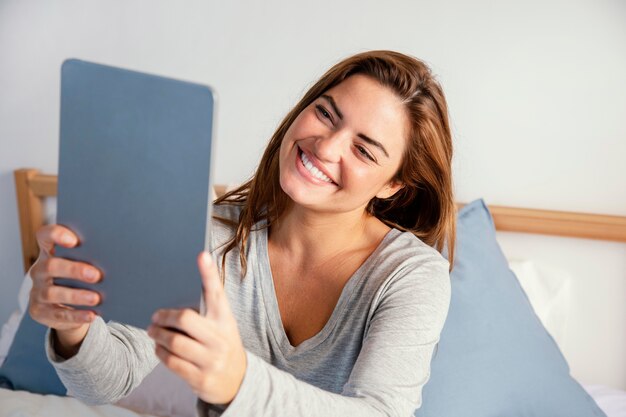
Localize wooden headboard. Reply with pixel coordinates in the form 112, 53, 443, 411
14, 168, 626, 274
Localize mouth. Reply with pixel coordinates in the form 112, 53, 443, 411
297, 146, 338, 186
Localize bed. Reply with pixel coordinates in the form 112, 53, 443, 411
1, 168, 625, 417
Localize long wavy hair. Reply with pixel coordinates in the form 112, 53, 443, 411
214, 50, 456, 279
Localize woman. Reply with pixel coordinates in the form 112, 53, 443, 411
29, 50, 455, 416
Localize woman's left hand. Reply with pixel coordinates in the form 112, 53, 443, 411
147, 252, 247, 406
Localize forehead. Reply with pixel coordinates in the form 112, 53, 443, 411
322, 74, 409, 158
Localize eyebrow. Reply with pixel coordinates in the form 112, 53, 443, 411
321, 94, 344, 120
321, 94, 390, 158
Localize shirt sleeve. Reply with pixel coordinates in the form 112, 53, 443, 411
198, 258, 451, 417
45, 316, 160, 405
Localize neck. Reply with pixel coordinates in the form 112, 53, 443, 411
268, 204, 372, 263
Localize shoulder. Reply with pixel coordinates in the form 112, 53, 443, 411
370, 229, 451, 312
212, 202, 243, 222
377, 229, 450, 278
209, 203, 244, 253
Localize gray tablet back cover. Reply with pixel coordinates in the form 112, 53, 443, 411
54, 59, 215, 329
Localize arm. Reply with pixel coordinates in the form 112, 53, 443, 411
45, 317, 159, 405
199, 259, 451, 417
29, 223, 158, 404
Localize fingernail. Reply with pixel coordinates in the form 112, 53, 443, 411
84, 268, 98, 280
152, 312, 159, 322
62, 234, 75, 245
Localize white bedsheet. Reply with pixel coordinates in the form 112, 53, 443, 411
1, 384, 625, 417
0, 388, 159, 417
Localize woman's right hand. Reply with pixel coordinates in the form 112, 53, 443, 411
29, 224, 102, 357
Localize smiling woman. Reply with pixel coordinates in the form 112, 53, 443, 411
33, 50, 456, 417
279, 75, 408, 211
216, 50, 455, 279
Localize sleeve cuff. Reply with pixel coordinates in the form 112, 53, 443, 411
45, 316, 109, 368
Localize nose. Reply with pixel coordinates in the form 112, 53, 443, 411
313, 130, 350, 163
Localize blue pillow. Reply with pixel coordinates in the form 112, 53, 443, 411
0, 310, 67, 395
415, 199, 606, 416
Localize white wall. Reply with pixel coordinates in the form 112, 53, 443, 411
1, 0, 624, 389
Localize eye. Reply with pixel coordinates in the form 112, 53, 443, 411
355, 145, 375, 162
315, 105, 332, 122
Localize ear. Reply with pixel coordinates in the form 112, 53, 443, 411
376, 180, 404, 200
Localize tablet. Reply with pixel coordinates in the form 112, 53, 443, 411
53, 59, 216, 329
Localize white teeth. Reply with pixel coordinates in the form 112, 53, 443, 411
300, 151, 333, 183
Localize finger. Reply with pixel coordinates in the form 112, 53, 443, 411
33, 284, 100, 307
36, 224, 79, 255
30, 303, 96, 328
151, 309, 220, 346
148, 324, 213, 368
31, 257, 101, 284
154, 343, 202, 382
198, 251, 228, 318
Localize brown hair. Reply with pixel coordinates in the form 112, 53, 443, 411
214, 50, 456, 278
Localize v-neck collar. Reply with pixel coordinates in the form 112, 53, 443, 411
255, 223, 399, 358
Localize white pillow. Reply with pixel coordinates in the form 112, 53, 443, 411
508, 259, 572, 348
0, 272, 32, 366
114, 363, 196, 417
581, 384, 626, 417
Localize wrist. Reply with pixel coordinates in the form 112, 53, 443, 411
52, 324, 90, 359
228, 346, 247, 405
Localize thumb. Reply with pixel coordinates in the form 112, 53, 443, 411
198, 251, 227, 318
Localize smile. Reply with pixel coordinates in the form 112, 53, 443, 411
297, 148, 336, 185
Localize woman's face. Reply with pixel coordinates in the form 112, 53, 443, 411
278, 74, 409, 215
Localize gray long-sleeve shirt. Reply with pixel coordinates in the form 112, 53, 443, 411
46, 203, 451, 417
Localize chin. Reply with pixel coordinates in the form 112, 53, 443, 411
279, 175, 308, 204
279, 174, 326, 210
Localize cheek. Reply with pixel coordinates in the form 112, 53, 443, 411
278, 138, 289, 167
279, 116, 307, 159
278, 138, 300, 192
348, 157, 386, 181
341, 162, 380, 194
278, 125, 300, 168
343, 162, 397, 197
346, 163, 369, 182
